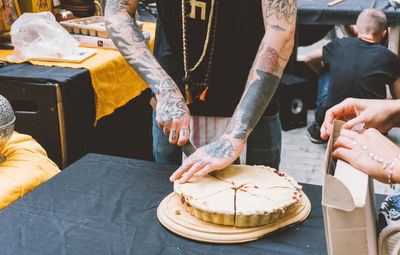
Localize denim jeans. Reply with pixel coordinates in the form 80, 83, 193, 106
314, 72, 330, 126
152, 110, 182, 164
246, 113, 281, 169
316, 72, 330, 108
152, 110, 282, 169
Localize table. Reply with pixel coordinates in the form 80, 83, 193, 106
0, 153, 385, 255
298, 0, 400, 25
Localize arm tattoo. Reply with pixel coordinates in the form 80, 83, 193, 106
264, 0, 297, 24
253, 45, 283, 75
225, 0, 296, 140
105, 0, 186, 121
225, 46, 281, 139
263, 0, 297, 32
225, 71, 280, 140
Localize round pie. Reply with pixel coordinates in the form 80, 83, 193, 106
174, 165, 302, 227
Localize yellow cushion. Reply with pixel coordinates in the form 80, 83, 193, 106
0, 132, 60, 210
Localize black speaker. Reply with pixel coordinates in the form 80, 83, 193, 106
0, 80, 66, 168
279, 73, 309, 131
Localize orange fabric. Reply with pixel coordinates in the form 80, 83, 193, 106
0, 132, 60, 210
0, 22, 155, 125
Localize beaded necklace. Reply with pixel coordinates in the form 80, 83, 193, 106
181, 0, 220, 104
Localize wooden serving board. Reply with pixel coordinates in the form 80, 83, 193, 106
157, 192, 311, 243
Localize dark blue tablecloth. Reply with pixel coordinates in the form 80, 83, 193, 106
0, 153, 386, 255
298, 0, 400, 25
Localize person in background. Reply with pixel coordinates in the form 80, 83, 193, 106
105, 0, 297, 183
304, 8, 400, 144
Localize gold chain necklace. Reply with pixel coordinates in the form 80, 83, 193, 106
181, 0, 217, 104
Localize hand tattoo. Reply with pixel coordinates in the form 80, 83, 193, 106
157, 87, 187, 122
171, 130, 177, 140
181, 128, 188, 137
202, 139, 235, 158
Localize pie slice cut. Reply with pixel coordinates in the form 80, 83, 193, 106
174, 174, 232, 199
235, 187, 301, 227
179, 188, 236, 225
215, 165, 300, 190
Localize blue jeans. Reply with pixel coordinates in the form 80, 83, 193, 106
315, 72, 330, 126
316, 72, 330, 108
152, 111, 282, 169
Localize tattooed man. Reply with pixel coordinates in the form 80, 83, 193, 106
105, 0, 297, 183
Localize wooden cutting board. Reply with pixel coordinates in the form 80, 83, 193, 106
157, 192, 311, 243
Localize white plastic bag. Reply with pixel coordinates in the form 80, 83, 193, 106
7, 11, 79, 62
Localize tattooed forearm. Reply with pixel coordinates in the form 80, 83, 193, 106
225, 71, 280, 139
224, 0, 296, 141
225, 46, 281, 139
105, 0, 183, 99
105, 0, 187, 123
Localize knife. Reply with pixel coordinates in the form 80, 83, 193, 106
150, 97, 197, 157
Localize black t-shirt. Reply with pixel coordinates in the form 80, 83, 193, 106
323, 37, 400, 109
153, 0, 279, 117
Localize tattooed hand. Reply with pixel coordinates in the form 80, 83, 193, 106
155, 86, 191, 146
169, 135, 244, 183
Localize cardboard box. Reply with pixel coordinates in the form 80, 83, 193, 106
322, 120, 378, 255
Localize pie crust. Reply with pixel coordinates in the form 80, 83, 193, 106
174, 165, 302, 227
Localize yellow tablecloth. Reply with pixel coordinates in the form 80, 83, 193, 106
0, 132, 60, 210
0, 22, 154, 125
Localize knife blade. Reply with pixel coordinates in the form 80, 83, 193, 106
182, 140, 197, 157
150, 97, 196, 156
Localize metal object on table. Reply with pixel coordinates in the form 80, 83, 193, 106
149, 97, 197, 157
0, 95, 15, 164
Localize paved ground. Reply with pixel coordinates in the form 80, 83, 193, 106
280, 109, 400, 195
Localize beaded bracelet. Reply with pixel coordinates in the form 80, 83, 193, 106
358, 143, 399, 187
387, 155, 400, 187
